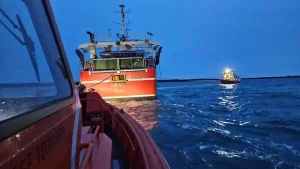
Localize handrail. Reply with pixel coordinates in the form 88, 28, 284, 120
115, 119, 136, 151
79, 143, 94, 169
78, 126, 100, 169
112, 108, 149, 169
93, 125, 100, 139
80, 98, 105, 133
124, 112, 169, 169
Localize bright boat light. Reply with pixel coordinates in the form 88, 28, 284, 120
225, 68, 231, 73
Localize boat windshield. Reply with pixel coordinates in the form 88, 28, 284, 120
93, 59, 118, 70
120, 57, 144, 69
0, 1, 72, 123
92, 57, 145, 71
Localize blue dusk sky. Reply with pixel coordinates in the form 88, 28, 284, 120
50, 0, 300, 79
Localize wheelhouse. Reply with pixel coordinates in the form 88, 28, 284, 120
78, 48, 156, 71
76, 31, 161, 72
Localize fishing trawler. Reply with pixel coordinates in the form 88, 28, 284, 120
0, 1, 169, 169
220, 66, 241, 84
75, 4, 162, 100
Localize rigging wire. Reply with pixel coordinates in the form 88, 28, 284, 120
158, 65, 162, 80
86, 72, 115, 89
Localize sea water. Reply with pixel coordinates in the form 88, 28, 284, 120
111, 78, 300, 169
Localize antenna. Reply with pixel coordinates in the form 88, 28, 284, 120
108, 28, 112, 41
147, 32, 153, 40
113, 4, 133, 41
125, 26, 131, 40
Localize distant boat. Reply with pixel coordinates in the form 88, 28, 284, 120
220, 66, 241, 84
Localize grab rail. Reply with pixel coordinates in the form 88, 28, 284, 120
79, 143, 94, 169
80, 98, 105, 133
112, 107, 149, 169
120, 113, 149, 169
115, 119, 136, 151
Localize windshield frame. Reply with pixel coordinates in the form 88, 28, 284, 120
0, 0, 76, 142
91, 57, 145, 71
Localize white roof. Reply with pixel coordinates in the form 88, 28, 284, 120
79, 41, 161, 49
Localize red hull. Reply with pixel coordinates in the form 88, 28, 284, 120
80, 68, 157, 100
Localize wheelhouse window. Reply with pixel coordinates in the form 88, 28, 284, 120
93, 59, 117, 70
119, 57, 145, 69
0, 1, 72, 123
119, 58, 132, 69
132, 58, 144, 69
92, 57, 145, 71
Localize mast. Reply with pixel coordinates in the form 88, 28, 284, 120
113, 4, 133, 41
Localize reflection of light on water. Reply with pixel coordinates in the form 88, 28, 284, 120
107, 100, 158, 130
213, 150, 243, 158
218, 96, 241, 111
217, 84, 242, 112
213, 119, 251, 127
220, 84, 236, 89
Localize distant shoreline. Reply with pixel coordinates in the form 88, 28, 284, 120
157, 76, 300, 82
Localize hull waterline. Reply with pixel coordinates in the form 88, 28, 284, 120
220, 79, 241, 84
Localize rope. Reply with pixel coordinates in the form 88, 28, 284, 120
86, 72, 115, 89
158, 65, 162, 79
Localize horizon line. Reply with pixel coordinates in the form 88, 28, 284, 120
157, 75, 300, 82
